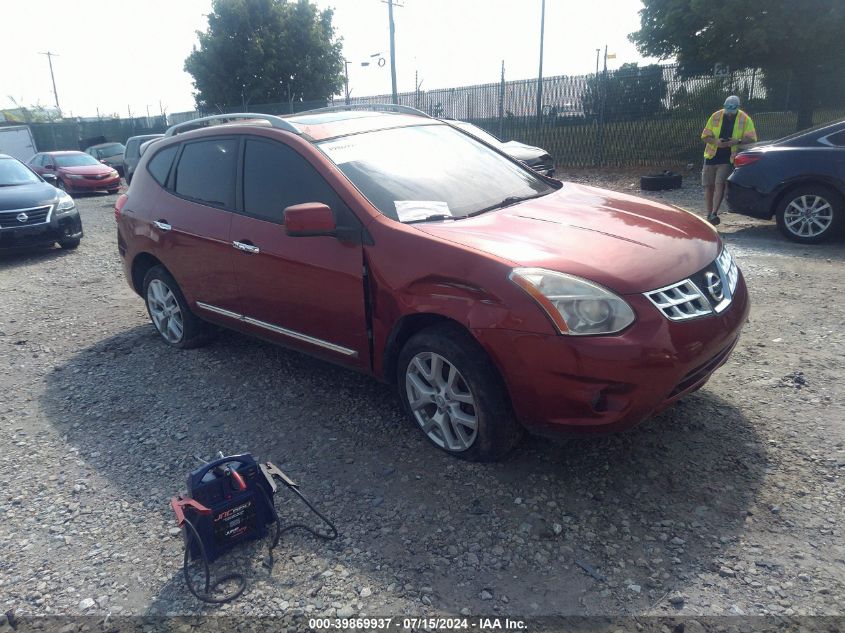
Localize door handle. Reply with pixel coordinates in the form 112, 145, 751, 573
153, 220, 171, 231
232, 240, 260, 254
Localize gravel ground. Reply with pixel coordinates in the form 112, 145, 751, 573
1, 172, 844, 627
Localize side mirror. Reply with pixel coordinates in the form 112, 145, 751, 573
284, 202, 336, 237
100, 159, 108, 164
44, 164, 55, 170
42, 173, 57, 184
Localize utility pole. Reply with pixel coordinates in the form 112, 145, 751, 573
383, 0, 401, 104
39, 51, 61, 112
344, 60, 351, 105
595, 48, 601, 76
536, 0, 546, 121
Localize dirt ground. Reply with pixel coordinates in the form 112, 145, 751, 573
1, 170, 844, 628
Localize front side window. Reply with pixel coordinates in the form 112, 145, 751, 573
318, 124, 554, 222
242, 138, 347, 223
173, 139, 237, 208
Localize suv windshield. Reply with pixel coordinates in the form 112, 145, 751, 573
318, 124, 555, 222
55, 153, 102, 168
0, 158, 41, 186
95, 143, 125, 156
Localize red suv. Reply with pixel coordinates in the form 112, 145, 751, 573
116, 107, 749, 461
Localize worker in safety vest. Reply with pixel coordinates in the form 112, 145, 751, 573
700, 95, 757, 225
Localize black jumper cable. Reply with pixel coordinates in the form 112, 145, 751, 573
171, 454, 337, 604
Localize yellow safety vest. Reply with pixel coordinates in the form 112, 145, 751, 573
701, 109, 757, 163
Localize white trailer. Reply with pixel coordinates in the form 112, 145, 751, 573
0, 125, 38, 161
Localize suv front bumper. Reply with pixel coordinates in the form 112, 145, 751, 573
473, 272, 749, 436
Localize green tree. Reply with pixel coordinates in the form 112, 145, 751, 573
184, 0, 344, 111
629, 0, 845, 129
583, 63, 667, 122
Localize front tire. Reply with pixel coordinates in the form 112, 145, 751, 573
58, 238, 80, 250
397, 323, 523, 461
142, 266, 208, 349
776, 185, 843, 244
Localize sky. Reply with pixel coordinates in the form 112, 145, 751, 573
0, 0, 660, 119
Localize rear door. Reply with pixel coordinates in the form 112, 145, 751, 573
148, 138, 240, 318
229, 136, 370, 368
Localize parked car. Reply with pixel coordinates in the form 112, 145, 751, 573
726, 120, 845, 243
0, 153, 83, 250
446, 120, 556, 177
116, 107, 748, 461
124, 134, 164, 185
28, 151, 121, 194
85, 142, 127, 176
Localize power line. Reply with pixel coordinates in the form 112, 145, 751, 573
39, 51, 61, 113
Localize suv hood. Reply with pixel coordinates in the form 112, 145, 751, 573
415, 183, 721, 294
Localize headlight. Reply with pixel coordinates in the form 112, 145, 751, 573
110, 170, 119, 177
55, 192, 76, 215
68, 174, 85, 180
510, 268, 636, 335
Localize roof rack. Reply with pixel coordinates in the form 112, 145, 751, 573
292, 103, 431, 118
164, 113, 300, 137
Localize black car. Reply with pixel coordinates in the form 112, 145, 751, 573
447, 120, 556, 177
124, 133, 163, 185
726, 120, 845, 243
0, 153, 83, 250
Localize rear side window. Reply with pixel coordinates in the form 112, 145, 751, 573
822, 130, 845, 147
174, 139, 238, 208
242, 138, 345, 223
147, 145, 178, 186
126, 139, 139, 158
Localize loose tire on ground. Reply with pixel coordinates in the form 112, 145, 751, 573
775, 184, 843, 244
640, 171, 683, 191
142, 265, 209, 349
396, 323, 523, 461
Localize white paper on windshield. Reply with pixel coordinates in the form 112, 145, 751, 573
395, 200, 452, 223
320, 139, 358, 164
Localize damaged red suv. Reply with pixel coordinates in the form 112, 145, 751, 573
116, 107, 748, 461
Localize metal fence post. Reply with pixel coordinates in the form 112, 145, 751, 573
498, 61, 505, 139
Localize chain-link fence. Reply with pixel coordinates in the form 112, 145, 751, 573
4, 63, 843, 167
347, 64, 845, 167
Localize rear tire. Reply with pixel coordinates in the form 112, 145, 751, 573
397, 323, 523, 461
142, 266, 209, 349
776, 184, 843, 244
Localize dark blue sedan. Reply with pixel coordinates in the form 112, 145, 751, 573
726, 120, 845, 243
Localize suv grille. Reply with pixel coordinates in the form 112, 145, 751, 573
644, 248, 740, 322
0, 205, 52, 229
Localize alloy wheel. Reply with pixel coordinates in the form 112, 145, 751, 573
405, 352, 478, 451
146, 279, 184, 343
783, 194, 834, 238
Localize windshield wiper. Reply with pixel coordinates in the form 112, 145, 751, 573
468, 192, 550, 217
404, 214, 454, 224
